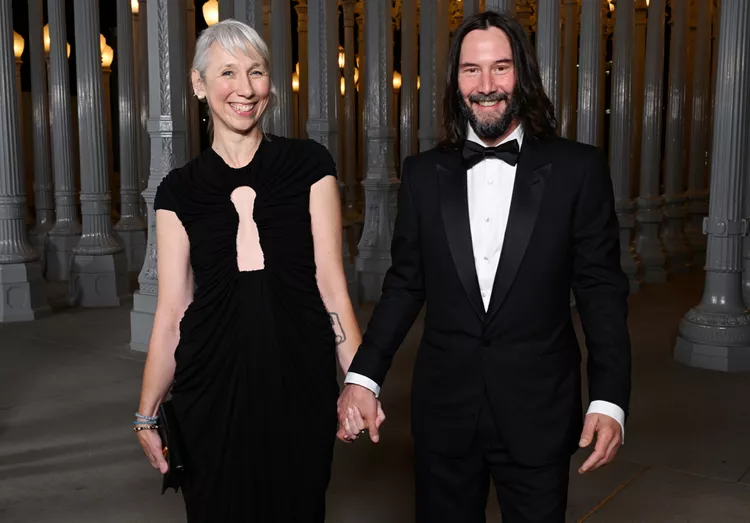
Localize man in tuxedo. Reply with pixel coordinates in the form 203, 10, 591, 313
337, 11, 631, 523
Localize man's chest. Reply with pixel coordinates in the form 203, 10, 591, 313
466, 159, 516, 248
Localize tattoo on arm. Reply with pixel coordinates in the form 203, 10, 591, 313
329, 312, 346, 345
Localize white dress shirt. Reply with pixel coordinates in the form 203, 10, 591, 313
345, 124, 625, 440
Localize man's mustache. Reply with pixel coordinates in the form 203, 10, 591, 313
468, 92, 510, 104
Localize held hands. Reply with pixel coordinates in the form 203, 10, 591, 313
336, 384, 386, 443
137, 429, 169, 474
578, 413, 622, 474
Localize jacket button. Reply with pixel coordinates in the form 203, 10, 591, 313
482, 339, 491, 347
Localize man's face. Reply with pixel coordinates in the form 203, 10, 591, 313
457, 27, 520, 143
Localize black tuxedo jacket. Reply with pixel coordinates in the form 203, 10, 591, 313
348, 135, 632, 467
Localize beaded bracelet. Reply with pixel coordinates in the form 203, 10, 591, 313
135, 412, 158, 422
133, 424, 159, 433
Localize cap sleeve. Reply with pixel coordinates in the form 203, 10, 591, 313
307, 140, 338, 186
153, 171, 178, 213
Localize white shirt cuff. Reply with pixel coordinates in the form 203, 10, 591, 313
344, 372, 381, 397
587, 400, 626, 443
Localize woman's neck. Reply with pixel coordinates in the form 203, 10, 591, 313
211, 128, 263, 169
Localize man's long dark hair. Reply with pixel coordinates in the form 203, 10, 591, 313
440, 11, 557, 150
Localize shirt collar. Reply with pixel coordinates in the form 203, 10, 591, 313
466, 122, 524, 149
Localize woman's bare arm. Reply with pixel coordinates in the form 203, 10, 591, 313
310, 176, 362, 375
137, 210, 194, 416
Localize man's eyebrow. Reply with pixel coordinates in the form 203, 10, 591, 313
459, 58, 513, 68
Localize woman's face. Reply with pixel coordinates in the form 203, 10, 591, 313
192, 42, 271, 136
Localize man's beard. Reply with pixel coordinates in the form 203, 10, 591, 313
459, 89, 521, 142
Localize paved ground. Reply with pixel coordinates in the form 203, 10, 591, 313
1, 270, 750, 522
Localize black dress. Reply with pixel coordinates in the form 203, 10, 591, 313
153, 136, 340, 522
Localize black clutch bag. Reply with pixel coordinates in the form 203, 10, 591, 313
157, 400, 187, 494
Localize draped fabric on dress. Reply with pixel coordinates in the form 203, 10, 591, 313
154, 136, 339, 522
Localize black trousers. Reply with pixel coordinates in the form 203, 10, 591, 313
414, 395, 570, 523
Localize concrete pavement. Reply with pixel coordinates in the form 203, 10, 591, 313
1, 271, 749, 522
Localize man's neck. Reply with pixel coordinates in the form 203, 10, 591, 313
470, 119, 522, 147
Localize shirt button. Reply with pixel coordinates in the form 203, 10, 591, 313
483, 256, 489, 261
488, 178, 494, 185
481, 291, 487, 297
485, 217, 490, 223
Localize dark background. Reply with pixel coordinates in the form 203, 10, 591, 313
10, 0, 361, 156
10, 1, 673, 178
10, 1, 360, 94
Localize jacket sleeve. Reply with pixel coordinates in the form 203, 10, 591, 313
570, 148, 632, 419
346, 156, 426, 388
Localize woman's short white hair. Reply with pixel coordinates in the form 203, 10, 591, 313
191, 19, 276, 132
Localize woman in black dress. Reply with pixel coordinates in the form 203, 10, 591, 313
134, 19, 380, 522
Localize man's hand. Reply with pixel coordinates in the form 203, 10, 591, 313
578, 413, 622, 474
336, 384, 385, 443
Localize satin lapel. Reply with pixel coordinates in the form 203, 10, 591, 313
438, 151, 486, 321
485, 138, 552, 324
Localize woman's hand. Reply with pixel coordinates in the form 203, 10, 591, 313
339, 401, 387, 443
137, 429, 169, 474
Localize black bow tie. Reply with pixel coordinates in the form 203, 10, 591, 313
462, 139, 520, 169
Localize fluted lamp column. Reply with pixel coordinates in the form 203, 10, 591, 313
27, 0, 55, 255
418, 0, 448, 152
130, 0, 189, 351
631, 0, 648, 202
464, 0, 481, 18
560, 0, 579, 139
662, 0, 692, 274
0, 1, 50, 322
13, 32, 25, 224
306, 0, 339, 164
71, 0, 129, 307
675, 0, 750, 371
47, 0, 81, 282
707, 0, 720, 174
577, 0, 605, 147
609, 0, 640, 291
400, 0, 418, 168
685, 0, 711, 256
232, 0, 263, 29
270, 0, 293, 137
115, 0, 147, 272
186, 1, 200, 158
131, 0, 144, 218
355, 4, 365, 193
137, 0, 150, 220
356, 0, 400, 301
635, 0, 668, 283
218, 0, 232, 21
683, 0, 696, 183
342, 0, 358, 219
536, 0, 561, 114
485, 0, 516, 15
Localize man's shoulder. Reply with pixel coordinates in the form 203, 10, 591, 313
404, 146, 449, 165
542, 136, 606, 164
401, 145, 457, 177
